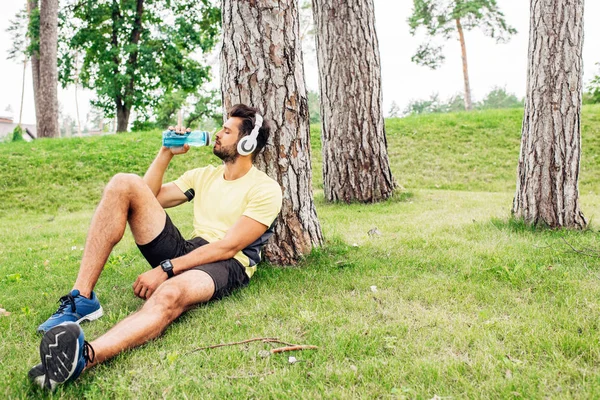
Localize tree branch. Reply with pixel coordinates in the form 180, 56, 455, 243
187, 337, 296, 354
562, 237, 600, 258
270, 345, 319, 354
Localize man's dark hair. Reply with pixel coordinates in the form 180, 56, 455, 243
228, 104, 270, 158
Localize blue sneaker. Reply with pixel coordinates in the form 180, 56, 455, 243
30, 323, 95, 391
37, 289, 103, 333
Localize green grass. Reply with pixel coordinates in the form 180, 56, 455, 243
1, 106, 600, 398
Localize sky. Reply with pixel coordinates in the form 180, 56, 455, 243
0, 0, 599, 126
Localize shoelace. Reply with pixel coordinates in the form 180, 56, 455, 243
83, 341, 96, 365
56, 293, 77, 313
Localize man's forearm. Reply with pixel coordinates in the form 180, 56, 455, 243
144, 148, 174, 196
171, 241, 237, 275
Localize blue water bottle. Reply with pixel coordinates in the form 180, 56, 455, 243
162, 129, 211, 148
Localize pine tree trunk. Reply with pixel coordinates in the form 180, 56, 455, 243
37, 0, 59, 138
311, 0, 395, 203
221, 0, 324, 265
28, 0, 41, 133
456, 18, 472, 111
513, 0, 586, 229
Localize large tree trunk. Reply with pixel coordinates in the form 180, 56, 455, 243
221, 0, 324, 265
37, 0, 59, 138
116, 101, 130, 133
312, 0, 394, 203
512, 0, 586, 229
28, 0, 41, 134
456, 17, 473, 111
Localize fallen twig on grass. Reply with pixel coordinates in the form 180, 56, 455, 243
562, 238, 600, 258
188, 337, 295, 354
270, 345, 319, 354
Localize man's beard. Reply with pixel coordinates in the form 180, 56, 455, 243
213, 143, 239, 164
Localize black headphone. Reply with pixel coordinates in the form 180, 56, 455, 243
237, 114, 263, 156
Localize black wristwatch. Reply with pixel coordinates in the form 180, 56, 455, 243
160, 259, 175, 279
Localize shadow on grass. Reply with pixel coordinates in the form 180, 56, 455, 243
314, 189, 414, 207
488, 216, 595, 235
260, 236, 363, 273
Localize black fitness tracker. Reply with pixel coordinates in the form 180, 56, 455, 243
160, 259, 175, 279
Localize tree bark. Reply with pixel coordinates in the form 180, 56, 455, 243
37, 0, 59, 138
221, 0, 324, 265
456, 18, 472, 111
28, 0, 41, 133
116, 101, 130, 133
311, 0, 395, 203
513, 0, 586, 229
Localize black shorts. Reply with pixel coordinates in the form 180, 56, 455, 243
137, 214, 249, 300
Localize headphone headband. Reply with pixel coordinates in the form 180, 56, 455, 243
251, 114, 263, 139
237, 113, 263, 156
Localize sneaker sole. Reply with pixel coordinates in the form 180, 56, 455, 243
40, 325, 81, 390
75, 306, 104, 324
28, 364, 46, 388
37, 306, 104, 334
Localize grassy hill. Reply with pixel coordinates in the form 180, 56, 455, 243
1, 106, 600, 398
2, 105, 600, 216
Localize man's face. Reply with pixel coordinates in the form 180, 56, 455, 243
213, 117, 243, 163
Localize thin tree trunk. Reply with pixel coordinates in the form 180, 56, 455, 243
512, 0, 586, 229
75, 53, 82, 137
111, 1, 126, 133
37, 0, 59, 138
19, 57, 27, 126
456, 18, 472, 111
221, 0, 324, 265
28, 0, 41, 133
312, 0, 394, 203
121, 0, 143, 132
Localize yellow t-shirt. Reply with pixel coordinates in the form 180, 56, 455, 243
173, 164, 282, 278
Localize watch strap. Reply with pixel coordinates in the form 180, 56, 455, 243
160, 259, 175, 278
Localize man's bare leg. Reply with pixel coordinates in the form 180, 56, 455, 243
73, 173, 167, 298
86, 270, 215, 367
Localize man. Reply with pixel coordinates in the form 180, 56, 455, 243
28, 104, 283, 391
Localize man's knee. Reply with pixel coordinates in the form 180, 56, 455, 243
104, 173, 144, 198
144, 283, 186, 321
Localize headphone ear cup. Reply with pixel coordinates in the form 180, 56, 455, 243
237, 136, 257, 156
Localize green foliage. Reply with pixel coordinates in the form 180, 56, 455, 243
28, 5, 40, 57
404, 92, 465, 115
404, 87, 523, 116
132, 91, 187, 131
388, 101, 401, 118
185, 89, 222, 129
6, 7, 29, 61
408, 0, 516, 69
132, 89, 222, 131
58, 0, 221, 126
411, 42, 445, 69
130, 120, 157, 132
308, 90, 321, 124
583, 65, 600, 105
11, 126, 24, 142
477, 86, 523, 109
